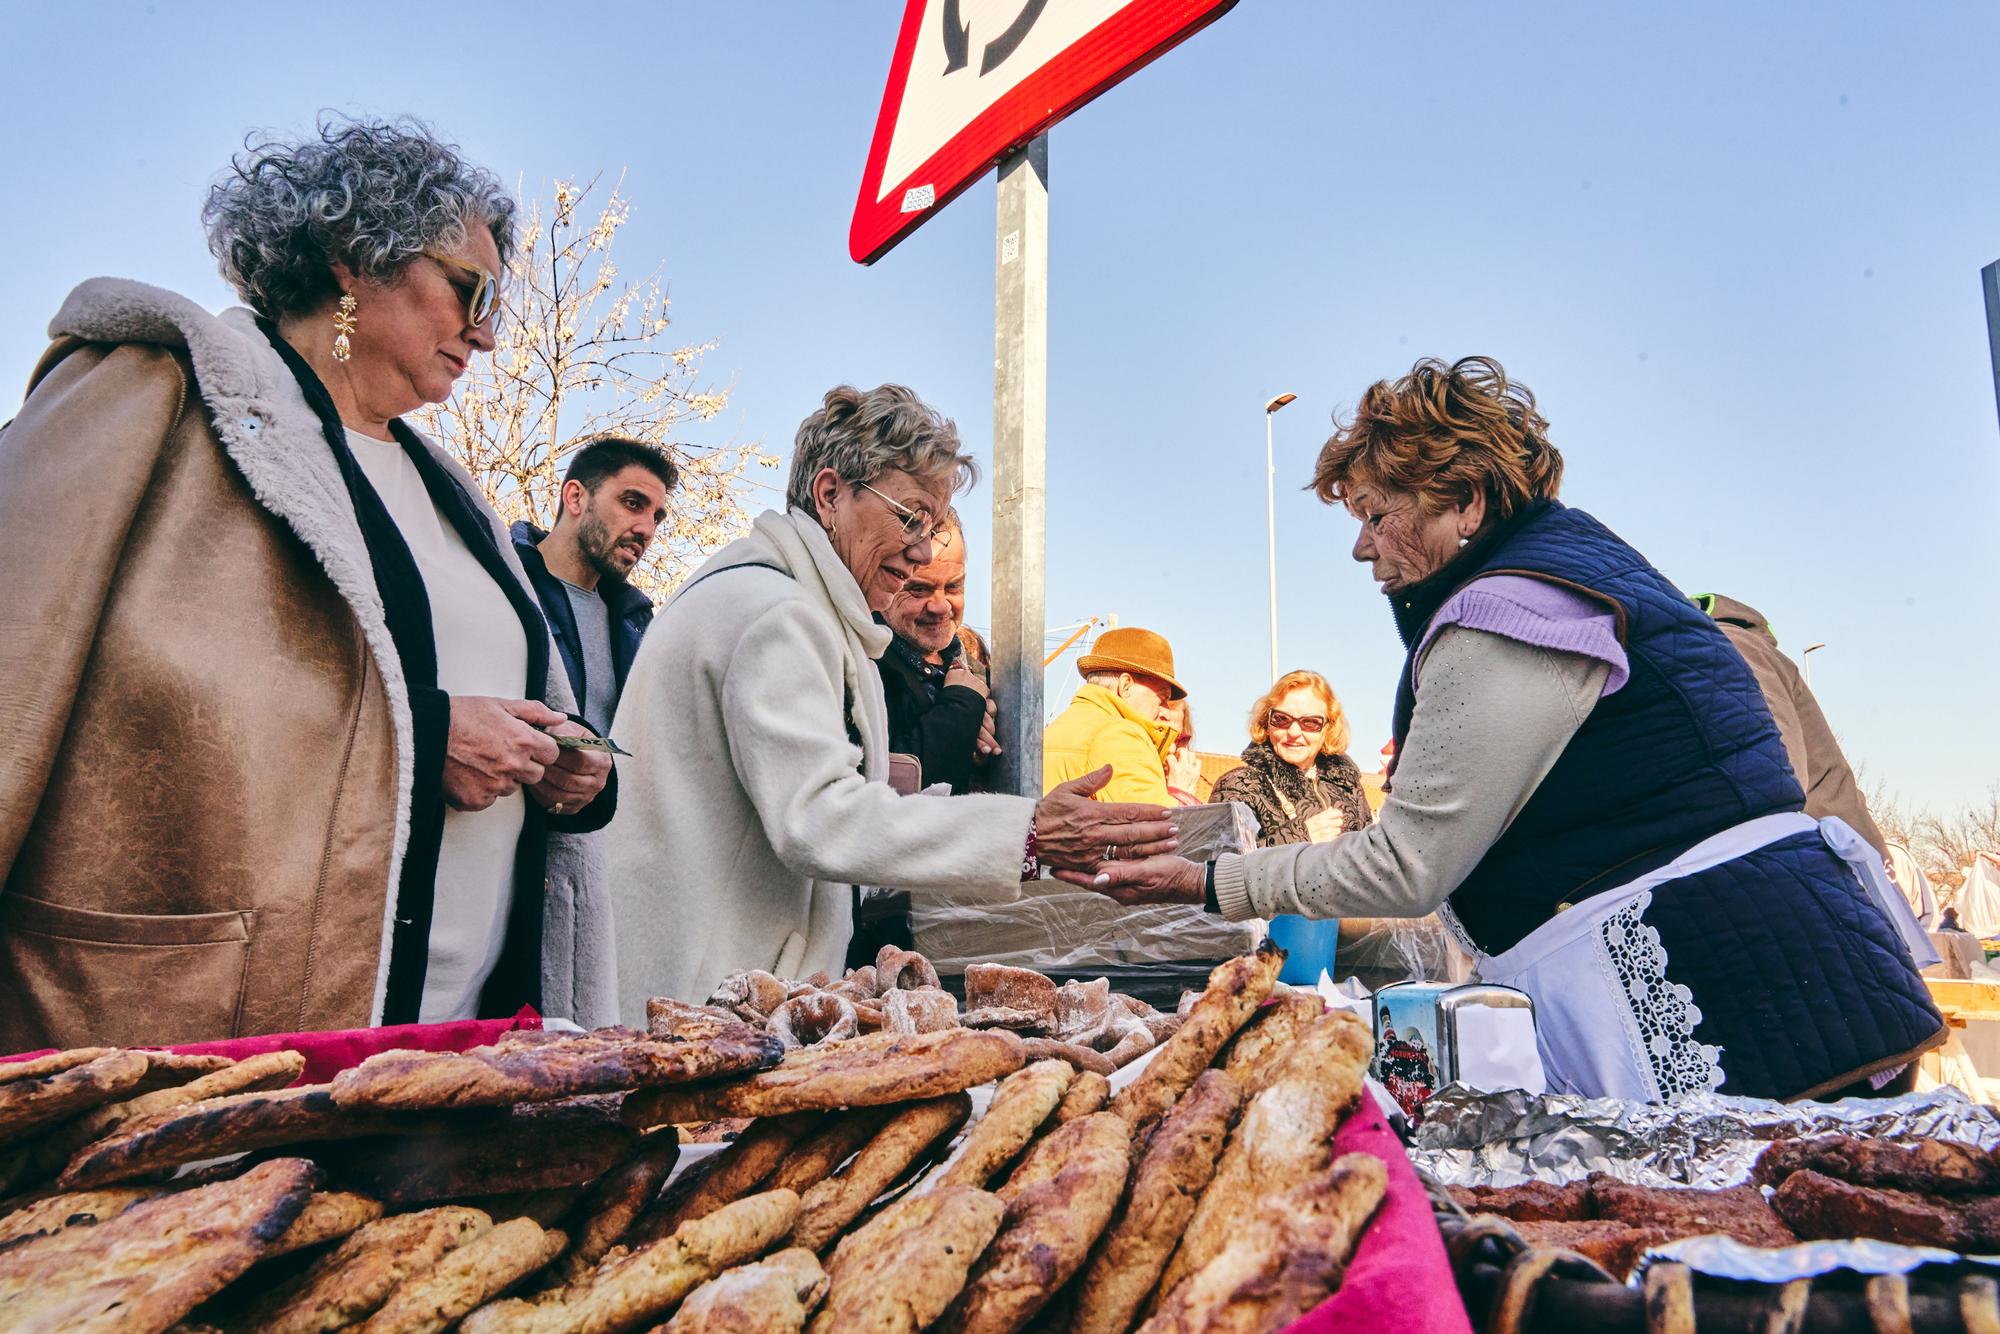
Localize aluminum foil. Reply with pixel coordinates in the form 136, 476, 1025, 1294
1412, 1083, 2000, 1285
1410, 1083, 2000, 1190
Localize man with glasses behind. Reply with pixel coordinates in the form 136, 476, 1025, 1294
1043, 627, 1186, 806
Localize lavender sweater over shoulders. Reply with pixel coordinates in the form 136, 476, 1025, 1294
1211, 575, 1624, 929
1419, 575, 1629, 696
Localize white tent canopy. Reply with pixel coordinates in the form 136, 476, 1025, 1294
1954, 851, 2000, 938
1887, 842, 1938, 927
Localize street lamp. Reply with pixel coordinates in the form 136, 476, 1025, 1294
1802, 642, 1827, 688
1264, 392, 1297, 683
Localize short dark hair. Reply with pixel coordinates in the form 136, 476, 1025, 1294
563, 436, 679, 495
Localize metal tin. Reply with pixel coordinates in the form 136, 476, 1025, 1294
1374, 980, 1539, 1122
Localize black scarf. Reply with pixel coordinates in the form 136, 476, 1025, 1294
256, 320, 553, 1023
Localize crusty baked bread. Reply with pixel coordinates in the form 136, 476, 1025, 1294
622, 1029, 1025, 1123
1589, 1178, 1796, 1249
1754, 1134, 2000, 1194
58, 1085, 432, 1189
1153, 1010, 1369, 1302
328, 1029, 783, 1111
24, 1050, 308, 1186
358, 1217, 564, 1334
937, 1060, 1074, 1191
1138, 1153, 1386, 1333
662, 1246, 827, 1333
1216, 991, 1326, 1094
793, 1095, 972, 1252
561, 1128, 682, 1279
631, 1114, 813, 1245
1110, 942, 1282, 1131
0, 1050, 150, 1147
267, 1191, 387, 1257
236, 1207, 493, 1334
1055, 1071, 1112, 1123
0, 1157, 317, 1332
941, 1112, 1130, 1334
1019, 1039, 1115, 1077
767, 1107, 893, 1197
463, 1189, 800, 1334
812, 1186, 1005, 1333
1072, 1070, 1244, 1334
0, 1186, 163, 1248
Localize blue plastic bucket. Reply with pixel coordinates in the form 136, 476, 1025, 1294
1266, 914, 1340, 985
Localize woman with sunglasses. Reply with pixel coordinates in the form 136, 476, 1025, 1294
0, 116, 619, 1049
1071, 357, 1942, 1104
606, 383, 1179, 1015
1209, 672, 1371, 848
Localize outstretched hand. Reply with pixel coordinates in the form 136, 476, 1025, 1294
1031, 766, 1179, 873
1052, 854, 1207, 906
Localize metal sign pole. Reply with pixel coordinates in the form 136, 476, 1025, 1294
1983, 259, 2000, 435
991, 135, 1049, 798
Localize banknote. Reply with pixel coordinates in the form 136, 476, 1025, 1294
548, 731, 632, 756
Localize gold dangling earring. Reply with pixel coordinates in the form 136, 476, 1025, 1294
332, 294, 358, 363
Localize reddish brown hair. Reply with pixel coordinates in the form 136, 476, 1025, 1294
1311, 356, 1563, 524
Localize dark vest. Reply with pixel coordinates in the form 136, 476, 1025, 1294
1389, 501, 1803, 953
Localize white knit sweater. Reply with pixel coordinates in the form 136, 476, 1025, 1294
606, 509, 1035, 1018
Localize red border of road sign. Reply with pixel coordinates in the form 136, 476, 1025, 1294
850, 0, 1241, 265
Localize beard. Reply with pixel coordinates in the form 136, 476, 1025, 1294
577, 514, 637, 581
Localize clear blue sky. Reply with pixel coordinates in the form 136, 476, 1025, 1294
7, 2, 1997, 812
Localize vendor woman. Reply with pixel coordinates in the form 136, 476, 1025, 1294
1073, 356, 1944, 1103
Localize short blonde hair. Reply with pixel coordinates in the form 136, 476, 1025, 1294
1247, 670, 1350, 756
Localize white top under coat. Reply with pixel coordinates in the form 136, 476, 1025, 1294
346, 428, 529, 1023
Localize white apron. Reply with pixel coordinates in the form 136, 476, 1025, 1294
1455, 814, 1938, 1103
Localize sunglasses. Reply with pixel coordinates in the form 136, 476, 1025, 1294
853, 479, 952, 549
421, 250, 499, 328
1268, 710, 1327, 734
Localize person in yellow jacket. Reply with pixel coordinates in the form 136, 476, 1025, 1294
1043, 627, 1184, 805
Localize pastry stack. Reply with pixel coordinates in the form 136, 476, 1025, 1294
0, 942, 1387, 1332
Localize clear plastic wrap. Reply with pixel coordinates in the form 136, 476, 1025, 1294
1335, 916, 1475, 991
910, 801, 1262, 972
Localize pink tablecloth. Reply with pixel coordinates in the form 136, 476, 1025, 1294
4, 1007, 542, 1087
1280, 1093, 1473, 1334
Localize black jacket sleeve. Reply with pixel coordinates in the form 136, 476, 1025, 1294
893, 684, 988, 793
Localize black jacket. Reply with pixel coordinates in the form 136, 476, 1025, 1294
510, 521, 655, 728
875, 628, 986, 793
265, 325, 615, 1023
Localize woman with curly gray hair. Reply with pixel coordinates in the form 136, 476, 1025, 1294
0, 116, 620, 1049
607, 383, 1179, 1014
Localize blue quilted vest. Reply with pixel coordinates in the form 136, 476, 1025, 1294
1388, 501, 1942, 1099
1390, 501, 1802, 952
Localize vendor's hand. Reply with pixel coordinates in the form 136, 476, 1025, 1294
1054, 854, 1207, 906
444, 696, 565, 812
974, 696, 1001, 762
1031, 767, 1178, 873
945, 663, 989, 699
528, 717, 612, 817
1305, 806, 1347, 843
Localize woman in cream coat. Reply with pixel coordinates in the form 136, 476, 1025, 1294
608, 385, 1177, 1015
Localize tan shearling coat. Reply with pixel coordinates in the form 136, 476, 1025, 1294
0, 279, 615, 1049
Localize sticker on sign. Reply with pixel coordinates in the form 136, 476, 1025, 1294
850, 0, 1241, 264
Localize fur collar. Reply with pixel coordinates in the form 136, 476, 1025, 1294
1239, 740, 1361, 808
47, 277, 588, 1022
